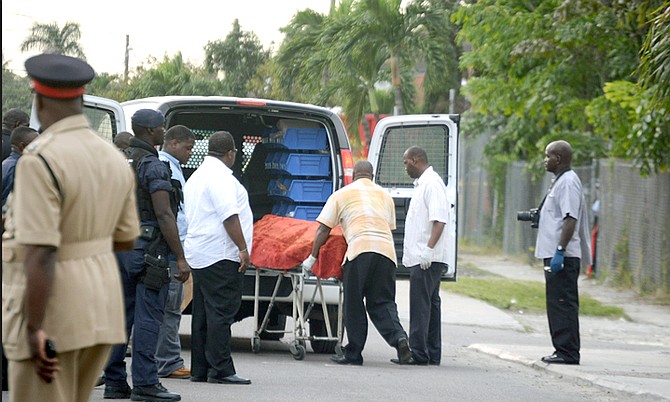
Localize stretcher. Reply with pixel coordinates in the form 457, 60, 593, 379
249, 215, 347, 360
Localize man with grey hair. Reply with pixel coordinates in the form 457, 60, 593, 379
184, 131, 252, 385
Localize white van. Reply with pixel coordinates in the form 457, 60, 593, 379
33, 97, 459, 353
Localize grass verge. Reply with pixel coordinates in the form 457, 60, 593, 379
442, 277, 629, 320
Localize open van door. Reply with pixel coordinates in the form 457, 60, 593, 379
367, 114, 459, 281
30, 94, 126, 142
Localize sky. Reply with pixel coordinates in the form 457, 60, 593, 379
2, 0, 331, 77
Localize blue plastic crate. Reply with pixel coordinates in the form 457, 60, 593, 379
263, 127, 328, 151
265, 153, 330, 177
268, 179, 332, 203
288, 205, 323, 221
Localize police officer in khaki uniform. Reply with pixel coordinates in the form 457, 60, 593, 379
1, 54, 140, 402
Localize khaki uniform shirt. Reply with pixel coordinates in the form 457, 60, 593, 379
2, 114, 140, 360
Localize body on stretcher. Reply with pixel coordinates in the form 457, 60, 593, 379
248, 215, 347, 359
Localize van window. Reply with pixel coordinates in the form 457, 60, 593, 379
375, 125, 450, 187
84, 106, 117, 142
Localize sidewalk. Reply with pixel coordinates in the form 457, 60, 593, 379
456, 252, 670, 401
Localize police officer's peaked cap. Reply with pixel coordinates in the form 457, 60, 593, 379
25, 53, 95, 99
131, 109, 165, 129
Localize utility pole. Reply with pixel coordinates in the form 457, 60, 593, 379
124, 34, 130, 85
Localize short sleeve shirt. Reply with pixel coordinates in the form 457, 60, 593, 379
184, 156, 253, 269
402, 166, 450, 267
317, 178, 396, 265
2, 114, 139, 359
535, 169, 591, 264
159, 151, 187, 243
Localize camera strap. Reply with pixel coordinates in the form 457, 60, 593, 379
538, 168, 572, 211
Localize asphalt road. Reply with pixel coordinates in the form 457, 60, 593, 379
3, 278, 664, 402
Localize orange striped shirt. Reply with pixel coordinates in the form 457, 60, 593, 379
316, 178, 397, 266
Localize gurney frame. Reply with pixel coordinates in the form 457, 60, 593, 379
251, 265, 344, 360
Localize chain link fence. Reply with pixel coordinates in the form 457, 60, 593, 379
597, 160, 670, 294
458, 135, 668, 295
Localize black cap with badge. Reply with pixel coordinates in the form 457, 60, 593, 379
25, 54, 95, 99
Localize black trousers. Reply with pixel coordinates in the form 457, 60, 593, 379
191, 260, 244, 380
342, 252, 407, 361
544, 256, 581, 363
408, 262, 444, 364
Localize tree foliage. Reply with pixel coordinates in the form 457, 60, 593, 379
204, 19, 270, 97
20, 21, 86, 59
454, 0, 668, 175
274, 0, 462, 134
2, 54, 32, 116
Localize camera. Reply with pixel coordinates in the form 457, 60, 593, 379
517, 208, 540, 228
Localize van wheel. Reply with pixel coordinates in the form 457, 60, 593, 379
309, 317, 337, 354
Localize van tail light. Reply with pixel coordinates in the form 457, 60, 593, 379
341, 149, 354, 185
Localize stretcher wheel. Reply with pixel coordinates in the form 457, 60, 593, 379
292, 344, 306, 360
251, 337, 261, 353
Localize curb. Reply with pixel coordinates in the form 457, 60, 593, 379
468, 344, 670, 401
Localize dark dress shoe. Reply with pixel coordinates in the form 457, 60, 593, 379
330, 354, 363, 366
541, 354, 579, 365
103, 383, 131, 399
390, 357, 428, 366
190, 376, 206, 383
396, 337, 412, 364
130, 383, 180, 401
207, 374, 252, 385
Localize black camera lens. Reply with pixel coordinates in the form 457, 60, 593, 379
517, 211, 532, 221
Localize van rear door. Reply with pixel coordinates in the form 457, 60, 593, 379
30, 95, 125, 142
367, 115, 459, 280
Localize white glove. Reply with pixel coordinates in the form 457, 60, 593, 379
420, 247, 434, 270
301, 255, 317, 275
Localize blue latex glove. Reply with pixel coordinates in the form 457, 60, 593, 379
550, 249, 565, 273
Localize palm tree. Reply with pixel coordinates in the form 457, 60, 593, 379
20, 21, 86, 59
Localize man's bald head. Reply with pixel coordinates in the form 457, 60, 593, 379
547, 140, 573, 166
353, 160, 374, 181
114, 131, 133, 151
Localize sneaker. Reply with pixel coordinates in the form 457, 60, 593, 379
130, 383, 180, 401
166, 367, 191, 379
104, 383, 131, 399
396, 337, 412, 364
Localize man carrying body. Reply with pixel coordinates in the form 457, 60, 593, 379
399, 146, 449, 366
302, 161, 412, 366
184, 131, 252, 385
2, 53, 140, 402
156, 125, 195, 379
103, 109, 190, 401
536, 140, 591, 365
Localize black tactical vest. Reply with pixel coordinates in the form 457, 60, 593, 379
126, 138, 181, 223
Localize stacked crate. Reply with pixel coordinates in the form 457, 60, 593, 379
264, 127, 332, 221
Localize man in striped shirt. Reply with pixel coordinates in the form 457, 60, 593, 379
302, 161, 411, 366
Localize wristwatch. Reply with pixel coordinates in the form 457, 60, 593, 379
557, 245, 565, 252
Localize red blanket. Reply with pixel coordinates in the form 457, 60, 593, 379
250, 215, 346, 279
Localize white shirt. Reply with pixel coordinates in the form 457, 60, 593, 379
184, 156, 253, 269
402, 166, 450, 267
158, 150, 187, 243
535, 170, 592, 264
